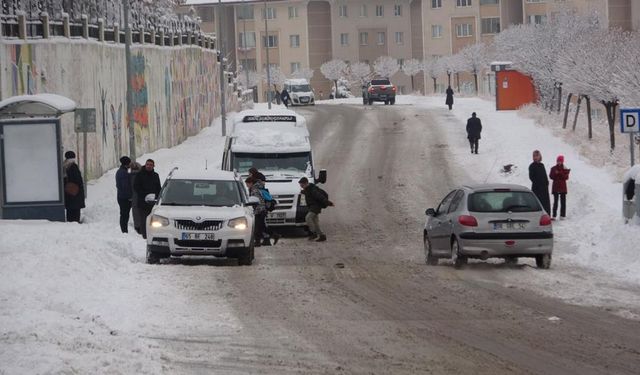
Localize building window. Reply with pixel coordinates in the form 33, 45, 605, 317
239, 59, 257, 71
528, 14, 547, 25
395, 32, 404, 44
377, 32, 386, 45
480, 0, 499, 4
237, 6, 254, 20
238, 31, 256, 48
359, 32, 368, 46
431, 0, 442, 8
288, 6, 299, 18
376, 5, 384, 17
456, 0, 472, 7
263, 35, 278, 48
340, 33, 349, 46
290, 62, 301, 74
481, 18, 500, 34
394, 4, 402, 16
431, 25, 442, 38
290, 34, 300, 48
339, 5, 348, 17
262, 7, 276, 19
456, 24, 473, 37
360, 4, 367, 17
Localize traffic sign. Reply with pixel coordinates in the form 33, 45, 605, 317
620, 108, 640, 133
74, 108, 96, 133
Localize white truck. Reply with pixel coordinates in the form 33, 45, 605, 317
283, 78, 315, 106
222, 109, 327, 227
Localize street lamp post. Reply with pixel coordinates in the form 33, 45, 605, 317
218, 0, 227, 136
123, 0, 135, 158
242, 1, 250, 92
264, 0, 271, 109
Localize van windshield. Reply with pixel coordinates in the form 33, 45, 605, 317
232, 152, 311, 174
160, 179, 242, 207
289, 84, 311, 92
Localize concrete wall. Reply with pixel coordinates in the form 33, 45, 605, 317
0, 40, 238, 179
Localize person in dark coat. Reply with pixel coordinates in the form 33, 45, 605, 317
116, 156, 132, 233
299, 177, 333, 242
129, 161, 143, 234
466, 112, 482, 154
445, 85, 454, 110
63, 151, 85, 223
549, 155, 570, 219
280, 88, 291, 108
133, 159, 162, 238
529, 150, 551, 214
249, 167, 266, 182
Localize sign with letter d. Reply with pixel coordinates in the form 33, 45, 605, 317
620, 109, 640, 133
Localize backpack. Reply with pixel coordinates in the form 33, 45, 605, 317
316, 186, 329, 208
259, 188, 277, 212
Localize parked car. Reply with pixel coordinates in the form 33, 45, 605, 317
283, 79, 315, 106
362, 78, 397, 105
423, 184, 553, 268
145, 168, 259, 265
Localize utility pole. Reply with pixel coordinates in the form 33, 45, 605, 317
264, 0, 271, 109
242, 1, 250, 91
218, 0, 227, 136
123, 0, 135, 159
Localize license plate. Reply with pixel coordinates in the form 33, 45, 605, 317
380, 95, 387, 99
493, 223, 526, 230
268, 212, 286, 219
181, 232, 215, 240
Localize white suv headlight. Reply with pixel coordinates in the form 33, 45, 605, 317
228, 217, 248, 230
150, 214, 170, 228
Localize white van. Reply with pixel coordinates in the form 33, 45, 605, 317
283, 79, 315, 106
222, 109, 326, 227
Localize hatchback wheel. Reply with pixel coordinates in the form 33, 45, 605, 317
451, 238, 467, 269
424, 234, 438, 266
536, 254, 551, 269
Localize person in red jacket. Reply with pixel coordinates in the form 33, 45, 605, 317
549, 155, 571, 219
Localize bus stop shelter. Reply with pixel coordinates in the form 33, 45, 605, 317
0, 94, 76, 221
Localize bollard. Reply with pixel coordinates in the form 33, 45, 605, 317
81, 14, 88, 39
41, 12, 50, 39
17, 13, 27, 40
113, 23, 119, 44
62, 13, 70, 38
98, 18, 104, 41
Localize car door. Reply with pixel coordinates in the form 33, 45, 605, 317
428, 190, 457, 252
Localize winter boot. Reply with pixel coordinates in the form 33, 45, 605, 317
308, 233, 318, 241
316, 234, 327, 242
272, 233, 281, 245
262, 238, 272, 246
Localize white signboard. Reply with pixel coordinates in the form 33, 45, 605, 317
620, 109, 640, 133
3, 123, 60, 202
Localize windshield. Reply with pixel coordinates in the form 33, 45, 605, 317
468, 191, 542, 213
160, 179, 242, 207
289, 84, 311, 92
232, 152, 311, 174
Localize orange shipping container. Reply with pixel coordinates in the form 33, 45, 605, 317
495, 70, 537, 111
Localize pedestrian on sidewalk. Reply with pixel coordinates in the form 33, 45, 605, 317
529, 150, 551, 215
129, 161, 143, 234
466, 112, 482, 154
116, 156, 132, 233
445, 85, 454, 110
280, 88, 291, 108
246, 176, 271, 247
549, 155, 571, 220
134, 159, 161, 239
249, 167, 266, 182
299, 177, 333, 242
63, 151, 85, 223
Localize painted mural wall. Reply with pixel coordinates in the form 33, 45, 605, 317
0, 40, 238, 179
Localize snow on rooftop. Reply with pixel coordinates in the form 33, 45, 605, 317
0, 93, 77, 116
231, 127, 310, 153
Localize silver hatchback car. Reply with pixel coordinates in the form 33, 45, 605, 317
423, 184, 553, 268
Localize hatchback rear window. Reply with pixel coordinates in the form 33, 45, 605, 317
371, 79, 391, 85
468, 191, 541, 213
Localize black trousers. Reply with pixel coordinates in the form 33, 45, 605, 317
468, 137, 479, 153
552, 193, 567, 218
140, 204, 153, 238
118, 198, 132, 233
254, 213, 267, 241
66, 209, 81, 223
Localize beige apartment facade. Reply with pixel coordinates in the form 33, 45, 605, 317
184, 0, 639, 102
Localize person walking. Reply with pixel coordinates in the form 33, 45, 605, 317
466, 112, 482, 154
280, 88, 291, 108
247, 167, 280, 245
298, 177, 333, 242
116, 156, 132, 233
549, 155, 570, 220
129, 161, 143, 234
445, 85, 454, 110
133, 159, 161, 238
62, 151, 85, 223
246, 176, 271, 247
529, 150, 551, 214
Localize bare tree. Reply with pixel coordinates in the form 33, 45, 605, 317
373, 56, 400, 79
238, 70, 260, 90
458, 43, 490, 94
346, 62, 373, 93
292, 68, 314, 81
424, 57, 443, 93
402, 58, 423, 93
320, 59, 348, 95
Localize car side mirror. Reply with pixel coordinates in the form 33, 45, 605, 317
425, 208, 436, 216
317, 169, 327, 184
145, 193, 157, 204
246, 196, 260, 206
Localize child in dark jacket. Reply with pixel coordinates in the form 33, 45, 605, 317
549, 155, 570, 219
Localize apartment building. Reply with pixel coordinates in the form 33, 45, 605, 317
184, 0, 639, 101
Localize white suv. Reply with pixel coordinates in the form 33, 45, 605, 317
145, 169, 258, 265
